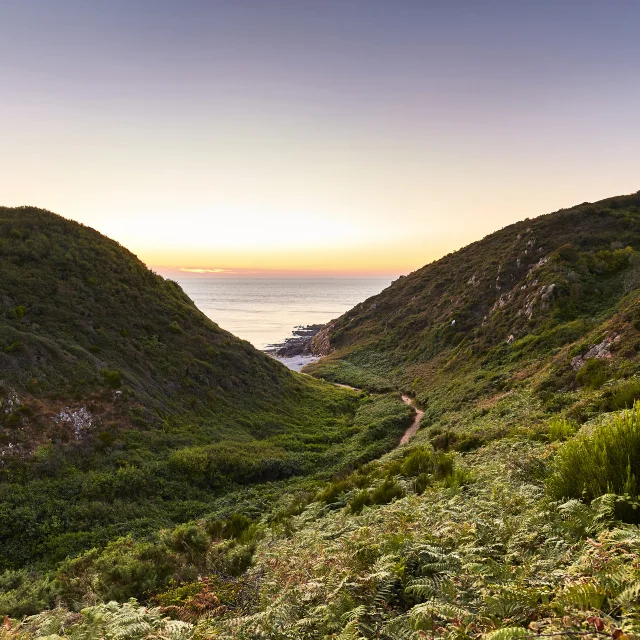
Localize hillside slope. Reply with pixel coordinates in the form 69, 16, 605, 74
0, 206, 290, 415
308, 192, 640, 424
0, 207, 411, 574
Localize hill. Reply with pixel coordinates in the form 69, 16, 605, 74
6, 194, 640, 639
0, 207, 412, 580
308, 192, 640, 426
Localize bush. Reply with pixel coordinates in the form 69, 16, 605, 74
0, 569, 54, 618
548, 403, 640, 504
318, 479, 352, 504
548, 418, 578, 442
348, 479, 405, 514
102, 368, 122, 388
349, 490, 372, 514
607, 379, 640, 410
54, 537, 176, 603
568, 342, 589, 358
224, 513, 252, 539
205, 513, 252, 540
3, 340, 21, 353
163, 523, 208, 562
401, 448, 435, 476
576, 358, 608, 389
401, 446, 455, 479
370, 478, 405, 505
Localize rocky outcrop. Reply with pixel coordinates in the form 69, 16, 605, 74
311, 322, 334, 356
264, 325, 324, 358
571, 333, 621, 370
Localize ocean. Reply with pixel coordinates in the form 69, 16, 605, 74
177, 278, 391, 351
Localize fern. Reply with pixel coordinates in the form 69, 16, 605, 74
409, 599, 473, 625
616, 581, 640, 607
555, 582, 607, 612
483, 628, 530, 640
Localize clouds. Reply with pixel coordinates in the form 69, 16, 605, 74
178, 268, 234, 274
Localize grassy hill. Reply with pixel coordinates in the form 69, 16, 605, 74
308, 193, 640, 427
0, 207, 411, 592
6, 194, 640, 639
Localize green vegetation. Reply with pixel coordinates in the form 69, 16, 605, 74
6, 194, 640, 638
308, 193, 640, 416
549, 402, 640, 504
0, 207, 411, 607
576, 358, 609, 389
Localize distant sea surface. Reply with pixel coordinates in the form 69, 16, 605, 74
177, 278, 392, 350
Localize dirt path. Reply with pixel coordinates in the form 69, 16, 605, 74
328, 381, 423, 444
399, 394, 424, 445
331, 382, 362, 391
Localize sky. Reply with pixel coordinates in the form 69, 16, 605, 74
1, 0, 639, 278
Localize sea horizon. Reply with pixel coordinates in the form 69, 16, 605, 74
177, 276, 392, 351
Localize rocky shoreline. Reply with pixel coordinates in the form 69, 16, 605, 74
263, 324, 325, 372
264, 324, 323, 357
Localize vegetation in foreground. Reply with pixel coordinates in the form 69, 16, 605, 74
6, 403, 640, 639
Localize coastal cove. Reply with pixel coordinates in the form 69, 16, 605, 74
177, 277, 391, 369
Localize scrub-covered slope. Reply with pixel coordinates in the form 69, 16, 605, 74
309, 192, 640, 423
0, 205, 290, 415
0, 207, 410, 573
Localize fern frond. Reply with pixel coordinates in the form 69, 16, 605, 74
409, 599, 472, 624
483, 627, 530, 640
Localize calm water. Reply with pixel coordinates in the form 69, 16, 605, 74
178, 278, 391, 350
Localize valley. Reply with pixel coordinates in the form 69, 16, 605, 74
3, 193, 640, 639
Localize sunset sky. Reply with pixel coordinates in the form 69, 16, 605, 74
1, 1, 639, 277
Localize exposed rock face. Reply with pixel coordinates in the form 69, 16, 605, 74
571, 333, 621, 370
311, 322, 334, 356
53, 406, 93, 439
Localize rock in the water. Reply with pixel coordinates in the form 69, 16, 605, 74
264, 324, 324, 358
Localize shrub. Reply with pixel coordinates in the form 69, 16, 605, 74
0, 569, 54, 618
401, 447, 435, 476
224, 513, 252, 539
413, 472, 431, 494
607, 379, 640, 410
318, 479, 352, 504
54, 537, 176, 602
102, 368, 122, 388
349, 490, 372, 514
401, 446, 455, 479
13, 305, 26, 319
205, 513, 252, 540
568, 342, 589, 358
548, 417, 578, 442
576, 358, 608, 389
163, 523, 208, 562
3, 340, 21, 353
348, 479, 405, 514
430, 430, 456, 451
556, 243, 579, 263
370, 478, 405, 505
548, 403, 640, 504
5, 413, 20, 428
